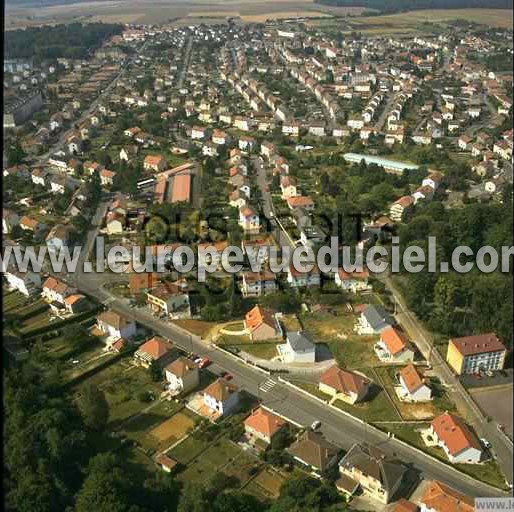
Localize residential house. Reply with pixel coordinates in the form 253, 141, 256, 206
389, 196, 414, 222
191, 125, 206, 140
2, 209, 19, 234
244, 407, 286, 448
287, 264, 321, 288
4, 268, 41, 296
134, 336, 175, 368
240, 271, 277, 297
398, 364, 432, 402
446, 333, 506, 375
280, 176, 298, 199
212, 129, 227, 145
146, 281, 190, 317
287, 430, 340, 475
143, 155, 167, 172
335, 268, 371, 293
238, 206, 260, 233
96, 310, 137, 340
277, 331, 316, 364
31, 167, 49, 187
244, 305, 279, 341
119, 145, 139, 162
165, 356, 199, 395
203, 378, 240, 417
419, 480, 474, 512
429, 412, 482, 464
337, 444, 405, 504
63, 294, 88, 315
376, 327, 415, 363
319, 366, 371, 404
41, 276, 76, 305
458, 135, 472, 151
356, 305, 395, 335
46, 224, 73, 253
286, 195, 315, 211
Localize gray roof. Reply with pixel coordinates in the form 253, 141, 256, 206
339, 443, 405, 493
287, 331, 315, 352
362, 305, 394, 332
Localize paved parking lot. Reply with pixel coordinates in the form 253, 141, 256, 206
469, 384, 513, 438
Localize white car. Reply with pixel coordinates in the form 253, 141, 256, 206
311, 420, 321, 430
480, 438, 491, 449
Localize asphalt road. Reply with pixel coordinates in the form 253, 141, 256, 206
73, 258, 507, 498
384, 276, 513, 483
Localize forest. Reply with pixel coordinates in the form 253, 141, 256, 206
315, 0, 513, 14
5, 23, 122, 61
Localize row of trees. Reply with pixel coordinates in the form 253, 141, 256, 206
314, 0, 513, 14
5, 23, 123, 61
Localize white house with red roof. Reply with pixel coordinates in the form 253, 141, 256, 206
335, 268, 371, 293
42, 276, 76, 305
134, 335, 175, 368
429, 412, 482, 464
319, 366, 371, 404
398, 364, 432, 402
376, 327, 415, 363
203, 378, 239, 418
238, 206, 260, 233
287, 264, 320, 288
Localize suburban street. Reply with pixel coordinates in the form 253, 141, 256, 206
75, 272, 507, 498
384, 276, 514, 483
66, 203, 509, 498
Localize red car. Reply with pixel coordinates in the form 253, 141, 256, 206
197, 357, 211, 369
223, 373, 234, 381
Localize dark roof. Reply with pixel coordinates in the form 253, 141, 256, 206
287, 430, 340, 471
339, 443, 405, 493
286, 331, 315, 352
362, 305, 395, 332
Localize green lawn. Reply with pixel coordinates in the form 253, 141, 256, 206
240, 342, 281, 360
291, 379, 401, 422
327, 337, 378, 370
176, 438, 259, 485
3, 290, 35, 312
76, 360, 164, 430
167, 434, 211, 465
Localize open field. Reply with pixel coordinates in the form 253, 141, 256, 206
5, 0, 370, 28
347, 8, 514, 31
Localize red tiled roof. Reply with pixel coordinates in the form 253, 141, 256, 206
380, 327, 409, 356
449, 333, 505, 356
420, 480, 474, 512
244, 407, 285, 438
319, 365, 370, 395
136, 336, 172, 360
431, 413, 481, 456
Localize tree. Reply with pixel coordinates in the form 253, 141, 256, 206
78, 384, 109, 431
75, 453, 140, 512
150, 360, 163, 382
6, 139, 26, 166
178, 483, 211, 512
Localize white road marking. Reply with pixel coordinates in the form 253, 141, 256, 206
259, 379, 277, 393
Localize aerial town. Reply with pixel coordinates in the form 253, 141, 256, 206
3, 5, 513, 512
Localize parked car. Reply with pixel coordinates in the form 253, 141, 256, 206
480, 438, 491, 449
197, 357, 211, 369
311, 420, 322, 430
223, 373, 234, 381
